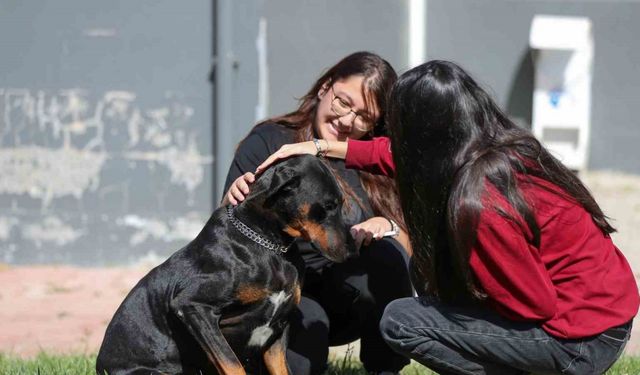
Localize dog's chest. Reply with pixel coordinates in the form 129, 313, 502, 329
220, 258, 300, 353
220, 288, 296, 358
245, 290, 291, 347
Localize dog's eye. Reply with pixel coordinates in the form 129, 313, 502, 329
308, 200, 339, 222
308, 203, 327, 222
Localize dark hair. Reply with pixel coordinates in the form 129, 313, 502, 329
254, 51, 405, 229
388, 60, 614, 301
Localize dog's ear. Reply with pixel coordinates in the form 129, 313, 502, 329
262, 164, 301, 209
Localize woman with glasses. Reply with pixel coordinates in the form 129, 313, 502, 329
222, 51, 412, 375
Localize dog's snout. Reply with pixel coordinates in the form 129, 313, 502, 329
313, 226, 351, 263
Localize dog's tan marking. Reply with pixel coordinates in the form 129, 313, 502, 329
236, 284, 269, 304
293, 283, 301, 305
300, 221, 329, 250
283, 226, 302, 238
283, 203, 311, 238
263, 337, 288, 375
215, 359, 246, 375
283, 203, 317, 239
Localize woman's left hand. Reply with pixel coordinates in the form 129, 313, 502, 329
350, 216, 393, 250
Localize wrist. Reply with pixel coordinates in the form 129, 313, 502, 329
383, 218, 399, 238
312, 138, 327, 157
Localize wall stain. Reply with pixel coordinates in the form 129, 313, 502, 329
0, 89, 213, 263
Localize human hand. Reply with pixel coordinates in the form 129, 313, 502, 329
224, 172, 255, 205
349, 217, 393, 250
255, 141, 319, 174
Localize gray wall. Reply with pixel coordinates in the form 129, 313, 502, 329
0, 1, 213, 265
0, 0, 409, 265
425, 0, 640, 174
215, 0, 410, 200
264, 1, 409, 116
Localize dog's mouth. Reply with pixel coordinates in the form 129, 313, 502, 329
324, 228, 357, 263
311, 241, 351, 263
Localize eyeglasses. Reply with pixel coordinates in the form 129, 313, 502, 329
330, 86, 375, 132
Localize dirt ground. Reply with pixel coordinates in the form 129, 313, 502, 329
1, 170, 639, 359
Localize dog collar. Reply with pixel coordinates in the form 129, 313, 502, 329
226, 205, 292, 254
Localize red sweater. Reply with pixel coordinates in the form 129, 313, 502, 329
346, 137, 639, 338
346, 137, 396, 177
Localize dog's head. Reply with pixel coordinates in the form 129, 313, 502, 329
250, 155, 353, 262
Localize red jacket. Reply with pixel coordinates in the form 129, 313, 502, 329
346, 137, 639, 338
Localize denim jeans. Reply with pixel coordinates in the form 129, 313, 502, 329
380, 296, 632, 375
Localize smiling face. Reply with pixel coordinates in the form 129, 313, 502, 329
313, 75, 380, 142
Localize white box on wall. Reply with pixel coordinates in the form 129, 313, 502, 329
530, 15, 593, 171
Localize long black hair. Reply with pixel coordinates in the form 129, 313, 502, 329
388, 60, 614, 302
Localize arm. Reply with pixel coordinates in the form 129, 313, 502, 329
345, 137, 395, 177
395, 228, 413, 257
255, 140, 347, 174
470, 190, 557, 321
254, 137, 396, 177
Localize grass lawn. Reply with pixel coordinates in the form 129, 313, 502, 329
1, 352, 639, 374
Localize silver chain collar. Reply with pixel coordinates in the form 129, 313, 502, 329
226, 205, 291, 254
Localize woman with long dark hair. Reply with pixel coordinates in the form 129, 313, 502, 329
253, 60, 639, 374
378, 60, 638, 375
222, 52, 412, 375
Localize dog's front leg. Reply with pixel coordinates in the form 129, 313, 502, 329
263, 324, 290, 375
173, 303, 245, 375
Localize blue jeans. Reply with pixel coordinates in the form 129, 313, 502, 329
380, 297, 632, 375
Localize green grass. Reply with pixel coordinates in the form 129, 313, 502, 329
0, 353, 96, 375
1, 352, 639, 374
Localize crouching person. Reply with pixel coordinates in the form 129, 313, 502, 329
378, 61, 639, 375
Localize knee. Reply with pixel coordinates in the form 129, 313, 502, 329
292, 296, 330, 332
379, 298, 419, 352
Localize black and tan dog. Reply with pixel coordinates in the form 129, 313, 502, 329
96, 155, 353, 375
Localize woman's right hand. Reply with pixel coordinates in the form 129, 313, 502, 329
255, 141, 319, 174
223, 172, 256, 206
